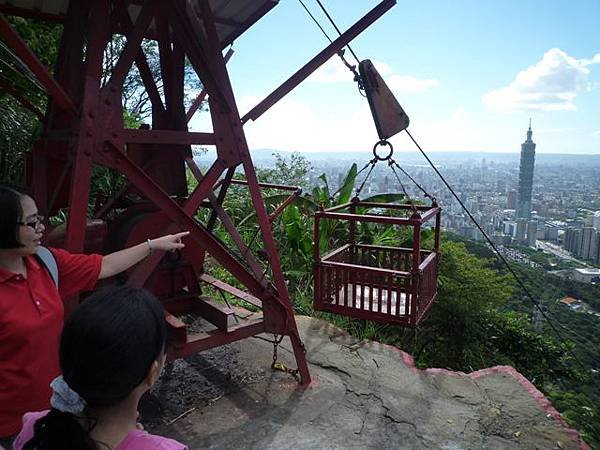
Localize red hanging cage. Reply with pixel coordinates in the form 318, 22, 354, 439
313, 200, 441, 326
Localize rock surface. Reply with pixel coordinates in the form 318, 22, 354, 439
142, 316, 588, 449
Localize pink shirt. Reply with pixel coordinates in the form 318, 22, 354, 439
14, 411, 187, 450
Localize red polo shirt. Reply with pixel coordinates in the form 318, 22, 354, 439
0, 248, 102, 436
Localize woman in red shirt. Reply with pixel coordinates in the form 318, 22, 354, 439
0, 184, 189, 446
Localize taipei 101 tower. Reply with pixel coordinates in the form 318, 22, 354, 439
517, 120, 536, 219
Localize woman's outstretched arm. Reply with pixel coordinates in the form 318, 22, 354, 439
99, 231, 189, 279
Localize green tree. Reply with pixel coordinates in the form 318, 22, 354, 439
0, 17, 61, 182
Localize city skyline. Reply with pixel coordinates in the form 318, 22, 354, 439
189, 1, 600, 155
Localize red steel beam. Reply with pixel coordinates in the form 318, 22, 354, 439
229, 179, 300, 192
101, 140, 273, 303
320, 260, 410, 277
185, 159, 267, 283
198, 1, 310, 384
169, 320, 265, 359
418, 206, 439, 223
0, 79, 44, 119
121, 129, 216, 145
113, 0, 166, 116
64, 0, 109, 256
185, 48, 234, 122
199, 274, 263, 309
268, 190, 301, 223
186, 87, 208, 123
0, 5, 66, 23
220, 0, 279, 49
418, 252, 436, 273
0, 11, 76, 114
170, 0, 230, 112
126, 160, 225, 288
316, 211, 421, 226
155, 5, 174, 112
355, 243, 422, 253
319, 243, 352, 262
342, 202, 437, 212
198, 0, 287, 304
108, 0, 157, 88
241, 0, 395, 123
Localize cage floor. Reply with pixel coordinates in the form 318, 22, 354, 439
328, 283, 409, 316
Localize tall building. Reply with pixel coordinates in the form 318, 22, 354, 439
527, 220, 538, 247
507, 189, 517, 210
517, 121, 536, 219
593, 211, 600, 230
581, 227, 597, 260
564, 227, 582, 255
516, 218, 527, 242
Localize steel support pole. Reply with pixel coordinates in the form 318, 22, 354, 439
242, 0, 396, 123
199, 1, 311, 384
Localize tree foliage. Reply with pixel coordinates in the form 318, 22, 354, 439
101, 36, 201, 120
0, 17, 61, 182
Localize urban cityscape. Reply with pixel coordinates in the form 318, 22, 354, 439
239, 122, 600, 285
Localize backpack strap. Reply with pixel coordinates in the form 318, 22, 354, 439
35, 246, 59, 288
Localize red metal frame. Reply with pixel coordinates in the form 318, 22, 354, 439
313, 201, 441, 326
2, 0, 397, 386
0, 11, 76, 114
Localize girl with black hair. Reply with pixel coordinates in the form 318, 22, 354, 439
0, 183, 189, 446
12, 285, 187, 450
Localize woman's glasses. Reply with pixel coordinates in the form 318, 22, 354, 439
18, 214, 45, 229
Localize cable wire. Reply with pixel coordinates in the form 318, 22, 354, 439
329, 158, 375, 200
353, 159, 377, 199
388, 160, 418, 213
404, 128, 600, 377
314, 0, 361, 65
297, 0, 333, 43
296, 0, 365, 95
391, 160, 435, 201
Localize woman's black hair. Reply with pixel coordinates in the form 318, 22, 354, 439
23, 285, 168, 450
0, 182, 30, 249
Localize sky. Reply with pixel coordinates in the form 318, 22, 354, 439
189, 0, 600, 154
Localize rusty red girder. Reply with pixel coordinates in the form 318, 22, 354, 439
0, 11, 76, 114
2, 0, 397, 386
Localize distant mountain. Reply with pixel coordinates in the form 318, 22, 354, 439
194, 148, 600, 167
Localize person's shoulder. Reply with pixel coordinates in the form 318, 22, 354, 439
48, 246, 101, 268
119, 430, 187, 450
22, 410, 49, 423
46, 246, 70, 262
13, 410, 50, 450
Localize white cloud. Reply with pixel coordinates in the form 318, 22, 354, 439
238, 94, 376, 153
387, 75, 440, 93
237, 97, 496, 153
308, 57, 356, 83
404, 108, 481, 151
482, 48, 598, 113
581, 53, 600, 66
309, 57, 439, 93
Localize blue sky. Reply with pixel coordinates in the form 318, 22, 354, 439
190, 0, 600, 154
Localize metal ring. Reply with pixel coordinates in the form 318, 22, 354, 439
372, 140, 393, 161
